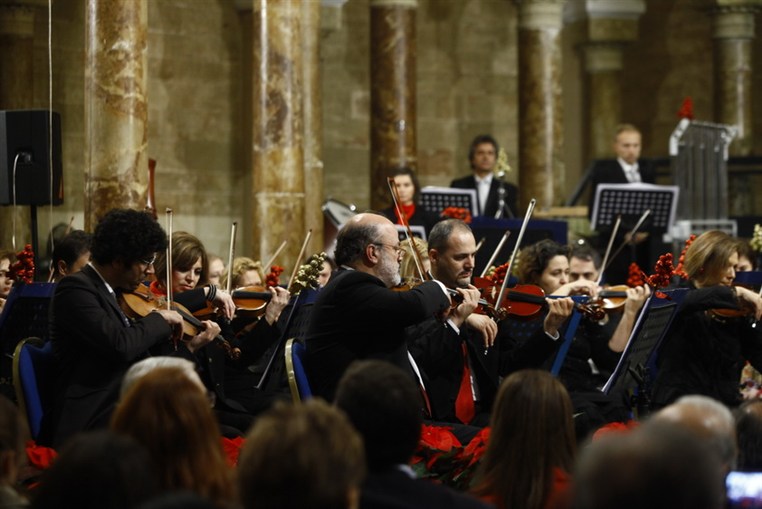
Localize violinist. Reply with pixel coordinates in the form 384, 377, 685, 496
38, 209, 211, 449
207, 254, 225, 286
304, 212, 452, 402
406, 219, 575, 426
152, 234, 288, 432
381, 167, 441, 235
652, 230, 762, 410
515, 239, 649, 438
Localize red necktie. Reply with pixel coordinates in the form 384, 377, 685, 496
455, 342, 475, 424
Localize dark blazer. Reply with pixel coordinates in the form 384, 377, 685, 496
408, 317, 559, 423
381, 206, 442, 236
304, 270, 450, 401
38, 265, 181, 448
361, 467, 494, 509
588, 158, 656, 217
450, 175, 518, 218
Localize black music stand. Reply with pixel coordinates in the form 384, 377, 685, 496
394, 225, 426, 242
420, 186, 478, 218
601, 288, 688, 417
590, 183, 679, 233
0, 282, 56, 402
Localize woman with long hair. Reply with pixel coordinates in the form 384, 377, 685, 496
111, 366, 235, 507
382, 167, 441, 235
473, 370, 575, 509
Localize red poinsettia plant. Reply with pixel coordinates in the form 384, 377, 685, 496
411, 424, 490, 491
265, 265, 284, 288
441, 207, 472, 224
9, 244, 35, 284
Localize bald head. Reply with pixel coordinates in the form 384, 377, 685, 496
652, 396, 737, 470
334, 212, 402, 287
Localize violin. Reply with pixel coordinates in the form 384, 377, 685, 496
231, 286, 273, 317
119, 284, 241, 360
588, 285, 629, 313
496, 284, 605, 321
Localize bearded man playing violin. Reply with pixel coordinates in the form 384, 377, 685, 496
406, 219, 575, 426
38, 209, 217, 449
304, 212, 455, 402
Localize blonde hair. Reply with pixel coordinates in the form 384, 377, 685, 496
682, 230, 738, 284
221, 256, 264, 289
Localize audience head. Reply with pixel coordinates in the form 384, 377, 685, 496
568, 243, 601, 283
428, 219, 476, 289
111, 366, 234, 506
207, 255, 225, 286
31, 430, 159, 509
335, 360, 422, 471
651, 395, 737, 472
154, 231, 209, 293
517, 239, 570, 294
0, 394, 25, 487
468, 134, 499, 176
90, 209, 166, 268
734, 399, 762, 471
575, 420, 725, 509
334, 213, 402, 287
734, 238, 756, 272
681, 230, 738, 287
222, 256, 264, 289
51, 229, 92, 281
388, 167, 421, 206
238, 399, 365, 509
474, 370, 575, 509
317, 256, 336, 288
120, 356, 202, 398
613, 123, 642, 165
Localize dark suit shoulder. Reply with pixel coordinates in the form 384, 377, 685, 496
450, 176, 476, 189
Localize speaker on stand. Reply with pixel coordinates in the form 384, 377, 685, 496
0, 110, 63, 274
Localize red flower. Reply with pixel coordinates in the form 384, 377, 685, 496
677, 97, 694, 120
441, 207, 472, 224
419, 424, 461, 452
9, 244, 35, 284
220, 436, 244, 466
265, 265, 285, 287
461, 427, 490, 467
592, 421, 639, 441
26, 440, 57, 470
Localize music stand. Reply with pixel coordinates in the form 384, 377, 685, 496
420, 186, 478, 218
590, 183, 679, 232
394, 225, 426, 242
0, 282, 56, 402
601, 288, 688, 416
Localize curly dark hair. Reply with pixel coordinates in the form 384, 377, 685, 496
52, 230, 92, 269
517, 239, 570, 286
90, 209, 167, 266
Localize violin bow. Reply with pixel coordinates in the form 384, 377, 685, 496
264, 240, 288, 272
165, 208, 173, 310
479, 230, 511, 278
603, 209, 652, 275
387, 176, 427, 281
226, 222, 237, 294
595, 215, 622, 287
288, 229, 313, 289
495, 198, 536, 310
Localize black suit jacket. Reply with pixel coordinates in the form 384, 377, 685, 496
588, 158, 656, 219
361, 467, 494, 509
407, 317, 559, 423
39, 265, 182, 448
304, 270, 450, 401
450, 175, 518, 218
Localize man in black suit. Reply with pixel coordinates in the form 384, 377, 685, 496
335, 360, 493, 509
588, 124, 657, 284
450, 134, 518, 218
38, 209, 217, 448
304, 212, 454, 402
407, 219, 575, 426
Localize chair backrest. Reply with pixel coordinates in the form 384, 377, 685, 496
285, 338, 312, 403
12, 337, 55, 439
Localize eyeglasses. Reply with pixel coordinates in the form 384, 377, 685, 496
373, 243, 403, 257
138, 254, 157, 267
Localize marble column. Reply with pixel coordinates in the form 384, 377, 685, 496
301, 0, 323, 251
251, 0, 306, 271
712, 2, 762, 156
516, 0, 565, 210
584, 45, 622, 159
83, 0, 148, 230
369, 0, 417, 211
0, 2, 35, 251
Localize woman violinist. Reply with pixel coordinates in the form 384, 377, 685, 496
652, 230, 762, 409
513, 239, 649, 437
381, 167, 441, 236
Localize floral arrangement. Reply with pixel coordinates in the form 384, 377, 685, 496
441, 207, 472, 224
677, 96, 694, 120
751, 224, 762, 253
9, 244, 35, 284
627, 263, 644, 287
288, 252, 326, 296
411, 425, 490, 491
265, 265, 284, 288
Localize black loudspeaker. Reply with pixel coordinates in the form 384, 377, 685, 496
0, 110, 63, 206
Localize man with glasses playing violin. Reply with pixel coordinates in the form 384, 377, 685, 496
38, 209, 217, 448
305, 212, 455, 403
406, 219, 575, 426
